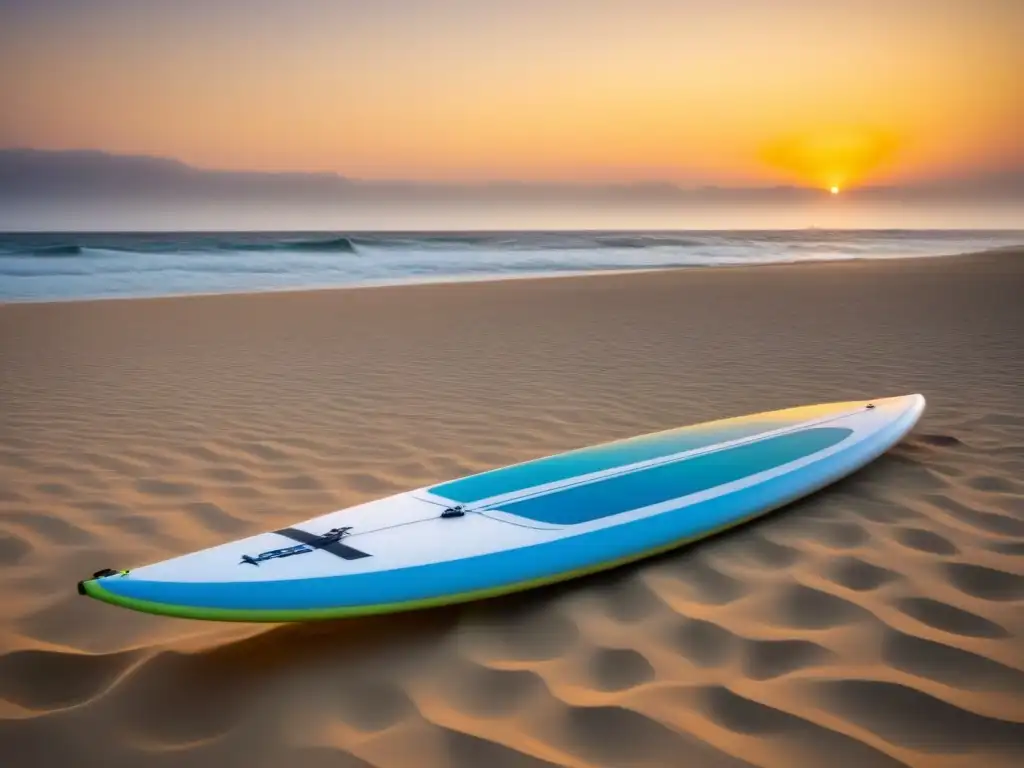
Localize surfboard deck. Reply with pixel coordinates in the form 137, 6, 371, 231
78, 393, 926, 621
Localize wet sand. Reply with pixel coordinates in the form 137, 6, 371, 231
1, 248, 1022, 767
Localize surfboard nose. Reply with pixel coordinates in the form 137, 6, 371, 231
865, 393, 926, 434
869, 393, 925, 411
895, 393, 926, 413
905, 392, 926, 412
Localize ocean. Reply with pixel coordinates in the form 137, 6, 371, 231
0, 229, 1020, 303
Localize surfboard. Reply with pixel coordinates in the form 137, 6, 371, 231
78, 393, 925, 622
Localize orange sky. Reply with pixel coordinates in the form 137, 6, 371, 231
2, 0, 1022, 188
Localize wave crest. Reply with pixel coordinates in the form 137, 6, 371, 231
29, 244, 85, 258
285, 236, 357, 253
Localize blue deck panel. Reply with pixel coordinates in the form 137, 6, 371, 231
499, 427, 853, 524
430, 417, 789, 503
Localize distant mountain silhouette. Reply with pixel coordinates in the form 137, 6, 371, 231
0, 149, 352, 199
1, 148, 1021, 203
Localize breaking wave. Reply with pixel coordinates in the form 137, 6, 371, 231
23, 244, 86, 258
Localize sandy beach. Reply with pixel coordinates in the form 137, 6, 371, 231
1, 248, 1022, 768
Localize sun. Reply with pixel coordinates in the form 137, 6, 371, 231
758, 127, 901, 192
